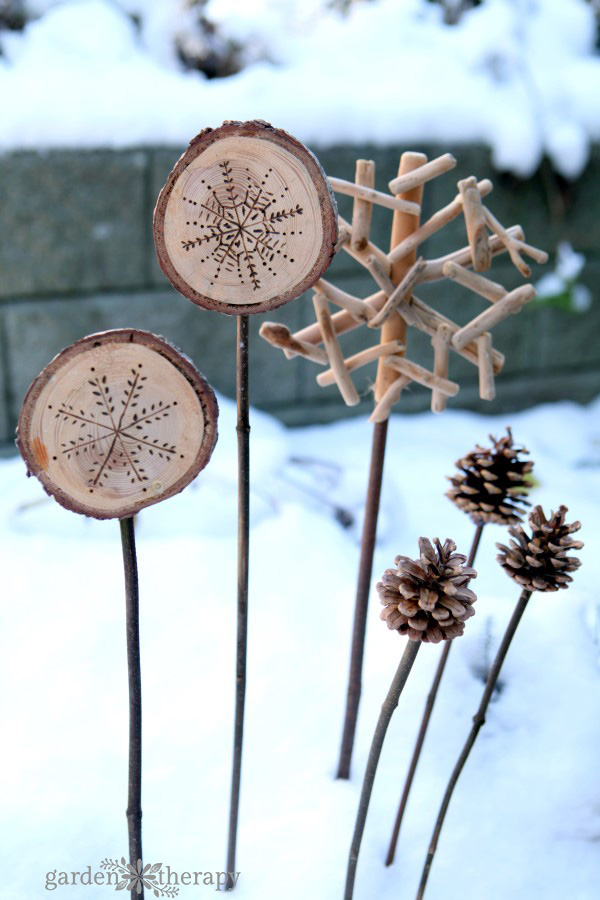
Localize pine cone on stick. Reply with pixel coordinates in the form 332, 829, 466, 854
378, 538, 477, 643
446, 428, 532, 525
496, 505, 583, 592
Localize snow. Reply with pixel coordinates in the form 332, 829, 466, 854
1, 0, 599, 176
1, 392, 600, 898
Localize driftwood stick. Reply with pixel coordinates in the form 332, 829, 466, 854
329, 176, 421, 216
442, 262, 507, 303
338, 215, 391, 276
313, 293, 360, 406
416, 590, 533, 899
385, 524, 484, 867
317, 340, 404, 387
483, 207, 532, 277
334, 225, 351, 254
431, 324, 453, 413
512, 236, 548, 266
284, 289, 386, 357
477, 333, 496, 401
452, 285, 536, 351
120, 517, 144, 894
369, 258, 426, 328
344, 641, 421, 900
351, 160, 375, 251
315, 278, 376, 324
422, 226, 524, 283
388, 179, 493, 266
258, 322, 329, 364
458, 176, 491, 272
388, 152, 457, 195
369, 376, 411, 424
409, 296, 505, 372
366, 254, 396, 296
385, 355, 458, 397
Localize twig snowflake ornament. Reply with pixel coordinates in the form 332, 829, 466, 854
259, 152, 548, 419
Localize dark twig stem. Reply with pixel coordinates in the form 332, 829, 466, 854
344, 640, 421, 900
120, 516, 143, 899
226, 315, 250, 891
416, 588, 532, 900
337, 420, 389, 779
385, 521, 484, 865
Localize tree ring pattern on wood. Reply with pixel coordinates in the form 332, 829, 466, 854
17, 330, 218, 519
154, 121, 338, 315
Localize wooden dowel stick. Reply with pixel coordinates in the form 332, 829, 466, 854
442, 262, 507, 303
369, 258, 426, 328
452, 285, 535, 351
478, 333, 496, 401
422, 226, 524, 283
458, 176, 491, 272
313, 293, 360, 406
387, 179, 493, 267
226, 315, 250, 891
317, 340, 405, 387
388, 152, 457, 195
258, 322, 329, 364
329, 176, 420, 215
369, 376, 411, 424
385, 355, 458, 397
338, 215, 391, 276
315, 278, 376, 324
431, 324, 453, 413
120, 517, 143, 892
351, 160, 375, 251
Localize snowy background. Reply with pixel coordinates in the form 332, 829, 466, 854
1, 0, 599, 177
1, 394, 599, 898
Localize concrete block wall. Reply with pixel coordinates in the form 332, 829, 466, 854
0, 142, 598, 447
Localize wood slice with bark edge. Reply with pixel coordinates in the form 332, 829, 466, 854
17, 329, 218, 520
153, 120, 338, 316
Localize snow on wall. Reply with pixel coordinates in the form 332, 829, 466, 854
1, 0, 599, 177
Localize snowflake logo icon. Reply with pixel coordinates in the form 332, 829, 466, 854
100, 858, 179, 896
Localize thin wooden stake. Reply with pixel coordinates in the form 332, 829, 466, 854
385, 523, 483, 867
344, 640, 421, 900
120, 516, 144, 899
336, 152, 426, 781
416, 589, 532, 899
226, 315, 250, 891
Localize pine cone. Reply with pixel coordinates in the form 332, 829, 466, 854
496, 505, 583, 592
378, 538, 477, 643
446, 428, 532, 525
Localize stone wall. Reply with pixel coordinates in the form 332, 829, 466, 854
0, 142, 598, 446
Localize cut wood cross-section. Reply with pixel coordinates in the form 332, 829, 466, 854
17, 329, 218, 519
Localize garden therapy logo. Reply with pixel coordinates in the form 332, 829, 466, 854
44, 859, 241, 893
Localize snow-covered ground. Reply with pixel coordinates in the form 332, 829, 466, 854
1, 0, 600, 177
1, 393, 599, 898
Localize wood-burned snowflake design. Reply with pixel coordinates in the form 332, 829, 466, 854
180, 160, 303, 292
17, 330, 218, 519
55, 363, 178, 492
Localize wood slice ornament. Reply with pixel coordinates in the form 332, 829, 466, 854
17, 329, 218, 519
154, 120, 338, 315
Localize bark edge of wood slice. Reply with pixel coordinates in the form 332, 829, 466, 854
153, 119, 338, 316
17, 329, 218, 520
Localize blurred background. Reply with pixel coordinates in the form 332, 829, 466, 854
0, 0, 599, 440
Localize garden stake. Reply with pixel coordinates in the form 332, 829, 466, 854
345, 538, 478, 899
16, 330, 218, 888
416, 505, 582, 899
120, 516, 144, 896
384, 521, 483, 866
226, 314, 250, 889
386, 427, 533, 863
260, 150, 546, 779
344, 640, 421, 900
337, 152, 427, 780
153, 121, 338, 886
